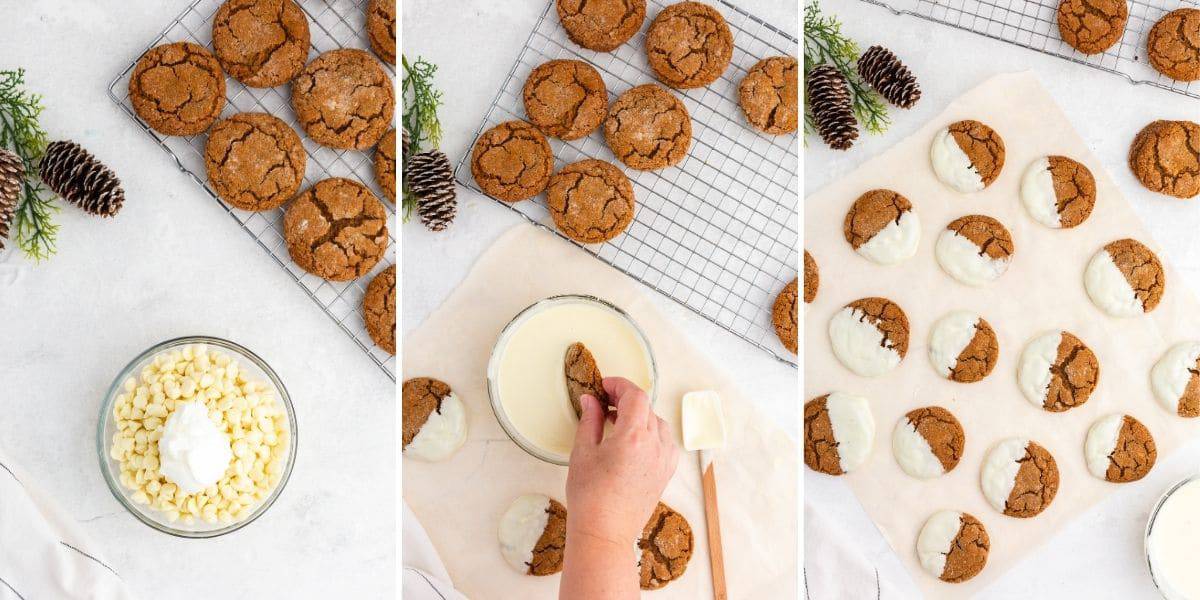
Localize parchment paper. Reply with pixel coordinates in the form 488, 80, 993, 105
404, 225, 797, 599
804, 72, 1200, 598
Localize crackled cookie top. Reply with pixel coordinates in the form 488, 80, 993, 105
564, 341, 607, 417
773, 278, 798, 354
291, 48, 394, 149
1148, 9, 1200, 81
935, 215, 1014, 286
1151, 342, 1200, 417
928, 311, 998, 383
546, 159, 634, 243
212, 0, 310, 87
523, 60, 608, 141
980, 438, 1059, 518
367, 0, 397, 65
1085, 413, 1156, 483
1084, 238, 1165, 317
917, 510, 989, 583
843, 189, 921, 265
638, 502, 693, 590
375, 128, 396, 203
471, 120, 554, 201
804, 392, 875, 476
605, 84, 692, 170
803, 251, 818, 304
645, 1, 733, 89
1020, 155, 1096, 229
129, 42, 226, 136
204, 112, 306, 211
556, 0, 645, 52
1129, 120, 1200, 198
402, 377, 467, 461
364, 265, 395, 355
1057, 0, 1127, 55
930, 120, 1005, 193
1017, 330, 1099, 412
284, 177, 388, 281
498, 494, 567, 576
893, 406, 965, 479
738, 56, 798, 134
828, 297, 909, 377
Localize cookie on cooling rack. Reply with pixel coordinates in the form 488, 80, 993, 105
284, 178, 389, 281
645, 1, 733, 89
292, 49, 394, 149
523, 59, 608, 141
471, 120, 554, 202
363, 265, 395, 355
367, 0, 396, 65
129, 42, 226, 136
1148, 8, 1200, 81
605, 84, 692, 170
212, 0, 310, 88
556, 0, 646, 52
204, 112, 307, 211
772, 278, 798, 354
739, 56, 798, 134
546, 159, 635, 243
375, 128, 396, 203
1057, 0, 1127, 55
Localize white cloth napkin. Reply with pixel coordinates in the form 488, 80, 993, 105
0, 444, 132, 600
804, 501, 882, 600
403, 501, 469, 600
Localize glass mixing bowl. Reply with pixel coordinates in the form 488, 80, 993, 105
1145, 473, 1200, 600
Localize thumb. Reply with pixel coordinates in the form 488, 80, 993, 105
573, 394, 604, 447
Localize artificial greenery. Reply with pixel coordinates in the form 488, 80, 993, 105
401, 55, 445, 221
804, 1, 889, 137
0, 69, 56, 260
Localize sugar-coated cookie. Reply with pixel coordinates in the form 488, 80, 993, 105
645, 1, 732, 89
804, 392, 875, 475
498, 494, 567, 575
935, 215, 1013, 286
402, 377, 468, 462
1057, 0, 1127, 55
1020, 155, 1096, 229
1084, 413, 1156, 483
893, 406, 965, 479
772, 278, 798, 354
1084, 238, 1165, 317
471, 120, 555, 201
1148, 9, 1200, 81
927, 311, 998, 383
1151, 342, 1200, 417
556, 0, 646, 52
828, 297, 909, 377
930, 120, 1004, 193
917, 510, 989, 583
291, 49, 394, 149
1129, 120, 1200, 199
803, 250, 818, 304
1016, 330, 1099, 412
980, 438, 1059, 518
637, 501, 694, 589
843, 189, 921, 265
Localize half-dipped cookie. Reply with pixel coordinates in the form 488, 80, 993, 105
930, 119, 1005, 193
935, 215, 1014, 287
1020, 155, 1096, 229
402, 377, 468, 461
498, 494, 567, 575
980, 438, 1059, 518
1151, 342, 1200, 417
916, 510, 989, 583
828, 297, 909, 377
1016, 330, 1099, 412
927, 311, 999, 383
1084, 238, 1165, 317
804, 392, 875, 475
1084, 413, 1157, 483
843, 189, 921, 265
893, 406, 965, 479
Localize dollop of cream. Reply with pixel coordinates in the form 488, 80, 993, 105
158, 400, 233, 495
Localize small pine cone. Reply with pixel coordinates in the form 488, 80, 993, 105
39, 140, 125, 217
401, 127, 411, 167
417, 184, 457, 232
857, 45, 921, 109
807, 65, 859, 151
0, 148, 23, 248
405, 149, 453, 198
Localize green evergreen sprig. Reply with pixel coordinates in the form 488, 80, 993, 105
0, 69, 56, 260
804, 1, 890, 136
402, 55, 444, 221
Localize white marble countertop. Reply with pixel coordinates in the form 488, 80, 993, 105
0, 1, 394, 598
808, 1, 1200, 597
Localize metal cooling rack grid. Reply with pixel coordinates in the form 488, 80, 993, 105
106, 0, 396, 381
859, 0, 1200, 100
454, 0, 800, 366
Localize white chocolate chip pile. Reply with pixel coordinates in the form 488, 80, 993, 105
109, 344, 290, 527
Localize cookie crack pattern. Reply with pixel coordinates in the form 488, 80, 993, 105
638, 503, 692, 589
604, 85, 690, 169
1150, 10, 1200, 74
1105, 239, 1165, 311
209, 118, 302, 206
1105, 416, 1156, 482
941, 515, 988, 582
948, 121, 1004, 184
803, 397, 843, 475
1131, 121, 1200, 197
1004, 444, 1058, 517
1061, 0, 1125, 46
528, 500, 567, 575
1182, 361, 1200, 417
402, 378, 449, 447
286, 178, 388, 280
949, 319, 997, 383
948, 215, 1013, 260
292, 49, 394, 149
215, 2, 297, 73
1042, 333, 1098, 412
646, 3, 731, 87
844, 189, 910, 248
130, 43, 225, 133
908, 407, 964, 470
848, 297, 909, 357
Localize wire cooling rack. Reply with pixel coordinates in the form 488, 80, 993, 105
454, 0, 800, 366
106, 0, 396, 381
859, 0, 1200, 100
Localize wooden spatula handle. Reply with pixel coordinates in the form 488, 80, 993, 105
700, 451, 727, 600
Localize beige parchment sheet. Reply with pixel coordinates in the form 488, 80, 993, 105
404, 225, 797, 599
804, 72, 1200, 598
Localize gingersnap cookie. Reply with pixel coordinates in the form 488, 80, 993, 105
928, 311, 998, 383
1128, 120, 1200, 199
803, 250, 818, 304
1057, 0, 1127, 55
772, 278, 798, 354
893, 406, 965, 479
128, 42, 226, 136
471, 120, 554, 201
605, 84, 692, 170
935, 215, 1014, 287
1084, 238, 1165, 317
363, 265, 395, 355
291, 48, 395, 149
557, 0, 645, 52
546, 159, 634, 243
565, 342, 607, 418
843, 189, 921, 266
804, 392, 875, 475
980, 438, 1059, 518
1151, 342, 1200, 417
498, 494, 567, 576
1020, 155, 1096, 229
828, 297, 909, 377
738, 56, 798, 134
204, 112, 306, 211
402, 377, 467, 461
638, 501, 693, 590
375, 128, 396, 203
645, 1, 733, 89
930, 120, 1005, 193
523, 59, 608, 141
1148, 9, 1200, 81
367, 0, 396, 65
1017, 330, 1099, 413
212, 0, 310, 88
284, 178, 389, 281
917, 510, 989, 583
1085, 413, 1156, 483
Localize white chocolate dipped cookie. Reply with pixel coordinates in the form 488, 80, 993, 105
980, 438, 1059, 518
1084, 238, 1165, 317
1016, 330, 1099, 413
1019, 155, 1096, 229
935, 215, 1014, 286
1151, 342, 1200, 417
927, 311, 999, 383
497, 493, 567, 575
916, 510, 990, 583
828, 297, 909, 377
1084, 413, 1157, 483
402, 377, 468, 462
892, 406, 965, 479
842, 189, 920, 265
804, 392, 875, 476
930, 119, 1005, 193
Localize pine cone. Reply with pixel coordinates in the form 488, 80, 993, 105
39, 140, 124, 217
0, 148, 23, 249
807, 65, 858, 151
417, 184, 457, 232
406, 149, 453, 198
401, 127, 411, 167
857, 45, 921, 109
